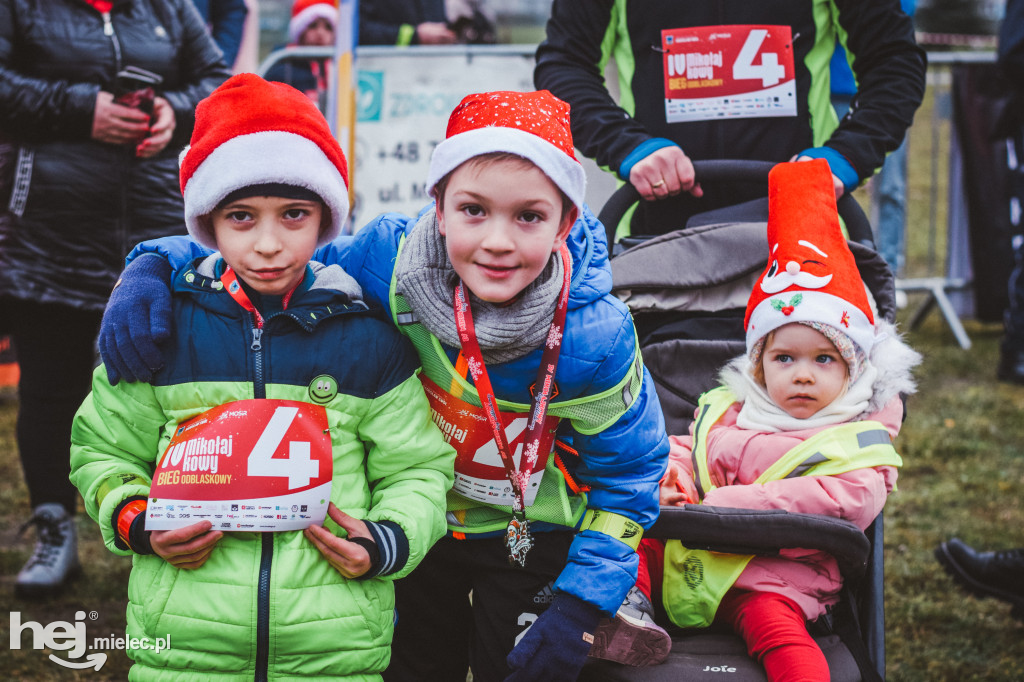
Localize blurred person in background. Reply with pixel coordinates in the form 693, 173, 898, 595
190, 0, 250, 70
0, 0, 230, 598
996, 0, 1024, 384
264, 0, 338, 109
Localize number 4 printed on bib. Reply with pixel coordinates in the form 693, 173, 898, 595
733, 29, 786, 88
248, 406, 320, 489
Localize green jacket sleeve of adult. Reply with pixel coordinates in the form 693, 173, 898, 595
70, 365, 166, 556
357, 360, 456, 580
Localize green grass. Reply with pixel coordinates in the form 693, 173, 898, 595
3, 76, 1024, 680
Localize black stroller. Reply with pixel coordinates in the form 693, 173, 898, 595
579, 161, 897, 682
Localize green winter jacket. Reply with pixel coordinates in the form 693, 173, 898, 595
70, 258, 455, 680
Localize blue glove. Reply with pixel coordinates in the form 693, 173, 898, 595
505, 593, 602, 682
98, 254, 174, 384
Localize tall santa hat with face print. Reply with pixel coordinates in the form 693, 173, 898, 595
745, 160, 875, 362
426, 90, 586, 214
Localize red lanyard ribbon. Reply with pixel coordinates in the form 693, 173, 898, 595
453, 246, 572, 515
221, 267, 296, 329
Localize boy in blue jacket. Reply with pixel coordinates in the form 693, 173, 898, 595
70, 74, 455, 680
100, 89, 669, 682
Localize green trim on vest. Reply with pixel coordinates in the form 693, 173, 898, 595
663, 386, 902, 628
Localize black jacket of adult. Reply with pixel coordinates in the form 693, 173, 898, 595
0, 0, 231, 310
535, 0, 927, 231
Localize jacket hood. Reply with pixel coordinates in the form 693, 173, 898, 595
172, 255, 368, 330
565, 204, 613, 310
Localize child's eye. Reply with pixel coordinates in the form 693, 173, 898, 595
816, 354, 837, 364
520, 211, 544, 224
283, 208, 310, 220
226, 210, 252, 222
460, 204, 484, 217
774, 354, 792, 363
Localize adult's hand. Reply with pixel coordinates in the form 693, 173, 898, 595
629, 146, 703, 202
416, 21, 457, 44
136, 97, 176, 158
792, 155, 845, 199
91, 91, 151, 145
304, 502, 375, 579
151, 520, 223, 569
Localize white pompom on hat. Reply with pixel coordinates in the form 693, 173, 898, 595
288, 0, 338, 44
178, 73, 349, 249
426, 90, 586, 213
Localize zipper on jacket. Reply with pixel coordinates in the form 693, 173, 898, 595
101, 12, 123, 69
254, 532, 273, 682
250, 320, 265, 399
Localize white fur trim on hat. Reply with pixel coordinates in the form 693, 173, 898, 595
426, 126, 586, 213
289, 3, 337, 44
181, 130, 349, 249
746, 289, 875, 359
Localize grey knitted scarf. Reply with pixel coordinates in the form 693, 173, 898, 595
395, 211, 564, 365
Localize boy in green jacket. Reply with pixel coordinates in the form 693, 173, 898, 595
69, 74, 455, 681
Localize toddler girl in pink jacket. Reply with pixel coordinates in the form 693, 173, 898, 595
589, 160, 920, 681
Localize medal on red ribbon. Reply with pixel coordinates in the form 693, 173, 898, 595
453, 246, 571, 567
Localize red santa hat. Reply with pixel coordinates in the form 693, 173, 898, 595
426, 90, 586, 213
745, 160, 875, 362
289, 0, 338, 44
178, 73, 349, 249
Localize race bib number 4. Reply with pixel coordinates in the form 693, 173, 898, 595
420, 375, 558, 507
147, 400, 333, 532
662, 25, 796, 123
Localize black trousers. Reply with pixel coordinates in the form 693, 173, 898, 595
384, 530, 574, 682
0, 297, 101, 513
1005, 125, 1024, 349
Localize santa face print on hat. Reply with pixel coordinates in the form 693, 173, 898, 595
745, 160, 875, 358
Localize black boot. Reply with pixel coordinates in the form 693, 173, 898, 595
997, 344, 1024, 384
935, 539, 1024, 619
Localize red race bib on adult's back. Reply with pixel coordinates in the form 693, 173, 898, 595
146, 400, 333, 532
662, 25, 796, 123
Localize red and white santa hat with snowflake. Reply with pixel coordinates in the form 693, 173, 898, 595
745, 160, 875, 366
178, 73, 349, 249
289, 0, 338, 44
426, 90, 586, 213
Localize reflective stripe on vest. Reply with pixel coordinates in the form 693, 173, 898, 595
663, 386, 902, 628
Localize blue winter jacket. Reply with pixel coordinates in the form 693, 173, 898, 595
126, 204, 669, 615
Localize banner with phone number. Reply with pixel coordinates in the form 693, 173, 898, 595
662, 25, 797, 123
146, 400, 333, 532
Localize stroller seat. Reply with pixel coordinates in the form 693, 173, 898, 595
579, 161, 895, 681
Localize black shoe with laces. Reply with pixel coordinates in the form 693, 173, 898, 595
935, 538, 1024, 619
15, 503, 81, 599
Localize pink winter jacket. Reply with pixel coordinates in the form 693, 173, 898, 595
665, 396, 903, 621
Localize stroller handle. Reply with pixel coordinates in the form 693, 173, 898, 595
598, 159, 875, 251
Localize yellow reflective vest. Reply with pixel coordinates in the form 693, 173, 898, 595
662, 387, 902, 628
